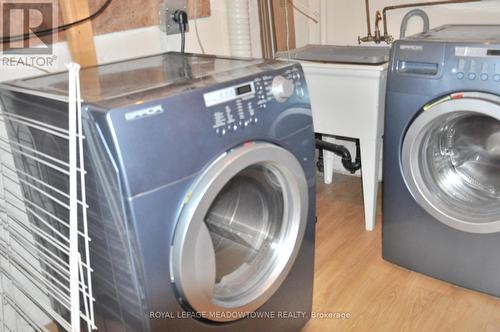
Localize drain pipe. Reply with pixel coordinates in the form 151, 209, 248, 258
400, 9, 430, 38
315, 138, 362, 174
227, 0, 253, 57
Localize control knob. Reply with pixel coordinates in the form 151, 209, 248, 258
271, 75, 295, 102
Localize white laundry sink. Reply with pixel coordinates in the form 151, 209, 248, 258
277, 44, 391, 65
277, 46, 389, 231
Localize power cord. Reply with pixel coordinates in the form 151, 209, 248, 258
291, 0, 320, 23
172, 10, 188, 53
284, 2, 291, 60
0, 0, 113, 44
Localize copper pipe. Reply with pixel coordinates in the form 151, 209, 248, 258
382, 0, 481, 41
365, 0, 372, 37
375, 10, 382, 40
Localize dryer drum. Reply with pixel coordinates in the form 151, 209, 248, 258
205, 164, 284, 293
171, 143, 309, 322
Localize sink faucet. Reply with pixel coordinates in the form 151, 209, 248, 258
374, 10, 382, 42
358, 0, 393, 44
359, 0, 479, 45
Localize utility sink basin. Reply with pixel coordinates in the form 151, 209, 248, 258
276, 45, 391, 65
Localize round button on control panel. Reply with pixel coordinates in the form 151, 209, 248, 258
271, 75, 295, 103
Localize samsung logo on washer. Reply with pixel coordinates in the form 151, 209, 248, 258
400, 45, 424, 51
125, 105, 164, 121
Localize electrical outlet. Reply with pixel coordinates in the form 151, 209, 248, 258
159, 0, 189, 35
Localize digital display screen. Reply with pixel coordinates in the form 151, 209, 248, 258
236, 84, 252, 95
487, 50, 500, 56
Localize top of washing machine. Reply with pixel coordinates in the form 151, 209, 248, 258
388, 24, 500, 96
0, 52, 290, 108
407, 25, 500, 43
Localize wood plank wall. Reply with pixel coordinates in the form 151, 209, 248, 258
86, 0, 211, 36
1, 0, 211, 44
271, 0, 296, 52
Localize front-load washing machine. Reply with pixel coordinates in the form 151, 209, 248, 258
383, 25, 500, 296
0, 53, 315, 331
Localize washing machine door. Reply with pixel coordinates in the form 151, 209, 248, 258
171, 142, 308, 322
402, 92, 500, 234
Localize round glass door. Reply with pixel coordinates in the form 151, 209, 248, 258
171, 142, 308, 322
402, 92, 500, 234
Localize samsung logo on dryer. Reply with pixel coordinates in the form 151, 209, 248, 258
400, 45, 424, 51
125, 105, 164, 121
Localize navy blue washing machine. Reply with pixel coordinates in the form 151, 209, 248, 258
383, 25, 500, 296
0, 53, 316, 331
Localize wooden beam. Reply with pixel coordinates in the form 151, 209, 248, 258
187, 0, 211, 19
271, 0, 296, 52
58, 0, 100, 101
258, 0, 275, 59
58, 0, 98, 68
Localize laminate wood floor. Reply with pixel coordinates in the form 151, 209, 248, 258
302, 174, 500, 332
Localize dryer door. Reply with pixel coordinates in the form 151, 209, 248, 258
171, 142, 308, 322
402, 92, 500, 234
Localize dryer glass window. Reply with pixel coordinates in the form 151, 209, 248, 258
419, 112, 500, 221
172, 143, 308, 319
204, 164, 285, 307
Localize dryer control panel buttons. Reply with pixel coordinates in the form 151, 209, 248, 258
205, 67, 304, 135
271, 76, 295, 103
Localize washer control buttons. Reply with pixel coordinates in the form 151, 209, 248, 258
480, 73, 489, 81
494, 74, 500, 82
456, 72, 465, 80
468, 73, 477, 80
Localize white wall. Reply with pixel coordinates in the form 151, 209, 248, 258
301, 0, 500, 46
332, 0, 500, 45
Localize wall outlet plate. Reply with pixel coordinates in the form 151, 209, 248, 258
159, 0, 189, 35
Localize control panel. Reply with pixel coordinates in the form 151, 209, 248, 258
204, 66, 305, 136
452, 46, 500, 82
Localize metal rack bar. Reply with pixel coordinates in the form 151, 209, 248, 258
0, 138, 70, 169
5, 187, 90, 240
0, 63, 95, 332
0, 112, 85, 140
76, 70, 95, 330
0, 267, 72, 331
1, 163, 89, 208
68, 62, 81, 332
0, 144, 70, 176
3, 171, 71, 210
3, 295, 50, 332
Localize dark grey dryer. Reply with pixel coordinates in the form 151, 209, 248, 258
0, 52, 316, 331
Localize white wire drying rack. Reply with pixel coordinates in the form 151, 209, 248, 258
0, 64, 95, 332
